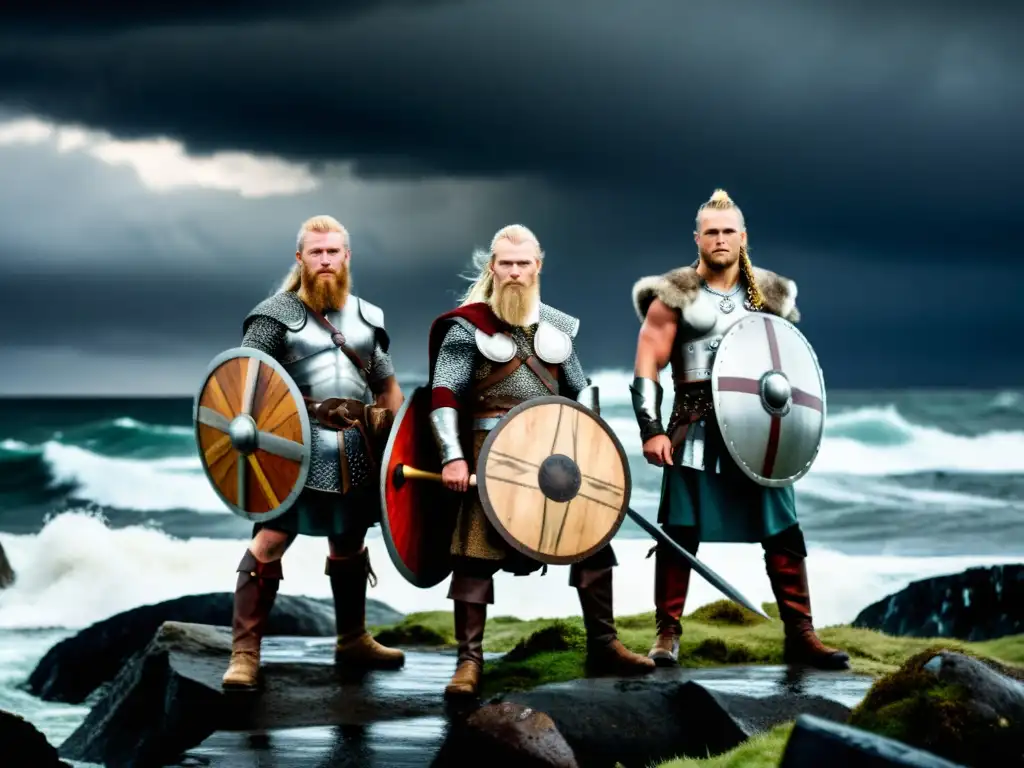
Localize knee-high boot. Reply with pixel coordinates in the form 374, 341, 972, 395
765, 550, 850, 670
222, 550, 282, 689
327, 547, 405, 669
445, 574, 491, 697
573, 564, 655, 675
649, 529, 699, 666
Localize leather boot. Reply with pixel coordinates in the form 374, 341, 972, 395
765, 550, 850, 670
575, 566, 655, 675
649, 544, 693, 666
222, 550, 281, 690
445, 599, 487, 697
327, 548, 405, 669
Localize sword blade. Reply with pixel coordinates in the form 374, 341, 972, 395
625, 506, 772, 621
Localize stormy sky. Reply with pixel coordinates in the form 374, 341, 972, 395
0, 0, 1020, 395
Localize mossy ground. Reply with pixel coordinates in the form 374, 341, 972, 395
370, 600, 1024, 766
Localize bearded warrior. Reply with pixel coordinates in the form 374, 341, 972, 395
427, 224, 655, 697
221, 215, 405, 690
630, 189, 849, 670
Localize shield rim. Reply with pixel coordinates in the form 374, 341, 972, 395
192, 346, 312, 522
377, 385, 453, 589
476, 394, 630, 565
711, 314, 827, 488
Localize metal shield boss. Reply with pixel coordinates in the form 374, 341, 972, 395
379, 386, 457, 588
711, 314, 827, 487
193, 347, 312, 522
477, 395, 629, 565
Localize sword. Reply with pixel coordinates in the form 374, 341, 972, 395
390, 463, 772, 621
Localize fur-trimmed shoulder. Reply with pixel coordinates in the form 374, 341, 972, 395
630, 265, 800, 322
244, 290, 306, 332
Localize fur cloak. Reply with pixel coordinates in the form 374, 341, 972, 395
630, 264, 800, 323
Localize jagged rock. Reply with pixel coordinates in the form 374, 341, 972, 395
780, 714, 967, 767
849, 649, 1024, 767
57, 621, 438, 768
0, 540, 14, 589
0, 709, 70, 767
853, 565, 1023, 641
448, 701, 580, 768
26, 590, 402, 703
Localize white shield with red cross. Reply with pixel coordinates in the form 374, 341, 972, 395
710, 314, 826, 487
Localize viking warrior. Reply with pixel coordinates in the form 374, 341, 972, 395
427, 224, 655, 696
221, 215, 406, 689
630, 189, 849, 670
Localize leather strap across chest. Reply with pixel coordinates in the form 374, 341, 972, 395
473, 351, 559, 396
306, 306, 370, 374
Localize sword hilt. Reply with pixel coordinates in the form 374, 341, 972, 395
392, 463, 477, 490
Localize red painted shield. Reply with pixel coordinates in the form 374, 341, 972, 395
378, 386, 456, 588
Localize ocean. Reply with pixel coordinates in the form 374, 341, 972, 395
1, 370, 1022, 761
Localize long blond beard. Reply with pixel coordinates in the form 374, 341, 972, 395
300, 264, 350, 312
489, 278, 538, 327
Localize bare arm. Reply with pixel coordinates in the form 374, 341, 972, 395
631, 298, 678, 444
373, 375, 404, 414
634, 298, 678, 380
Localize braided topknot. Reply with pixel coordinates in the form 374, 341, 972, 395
695, 188, 764, 311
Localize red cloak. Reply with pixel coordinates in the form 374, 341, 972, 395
426, 302, 509, 411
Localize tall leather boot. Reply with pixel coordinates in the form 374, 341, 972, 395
222, 550, 282, 689
327, 547, 405, 669
649, 543, 695, 666
765, 550, 850, 670
574, 565, 655, 675
445, 574, 492, 697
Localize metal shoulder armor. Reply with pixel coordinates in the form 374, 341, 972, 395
357, 297, 390, 353
243, 291, 307, 334
535, 303, 579, 365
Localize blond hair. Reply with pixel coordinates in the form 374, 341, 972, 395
695, 188, 764, 311
277, 215, 350, 293
458, 223, 544, 306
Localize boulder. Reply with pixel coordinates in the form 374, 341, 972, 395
780, 714, 967, 767
439, 701, 580, 768
853, 565, 1023, 641
57, 621, 440, 768
849, 649, 1024, 767
446, 666, 871, 768
0, 709, 70, 767
26, 590, 402, 703
0, 540, 14, 589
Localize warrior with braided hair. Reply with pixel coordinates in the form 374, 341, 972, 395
629, 189, 849, 670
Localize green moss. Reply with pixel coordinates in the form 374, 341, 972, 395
369, 599, 1024, 693
656, 721, 794, 767
848, 646, 1023, 766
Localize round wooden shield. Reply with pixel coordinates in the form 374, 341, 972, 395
379, 386, 456, 588
193, 347, 311, 522
477, 395, 630, 565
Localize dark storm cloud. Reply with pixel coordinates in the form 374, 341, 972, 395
0, 0, 1022, 392
0, 0, 1020, 261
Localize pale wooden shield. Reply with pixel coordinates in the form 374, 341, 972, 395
476, 395, 629, 565
193, 347, 311, 522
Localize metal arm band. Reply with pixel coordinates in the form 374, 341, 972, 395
576, 381, 600, 415
630, 376, 666, 441
429, 407, 464, 464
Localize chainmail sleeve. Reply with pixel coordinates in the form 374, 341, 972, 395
429, 322, 477, 464
431, 322, 476, 410
241, 315, 287, 358
560, 348, 591, 400
367, 340, 396, 388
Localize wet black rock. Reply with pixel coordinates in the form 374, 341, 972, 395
25, 591, 402, 704
853, 565, 1023, 641
0, 708, 71, 767
0, 539, 14, 589
780, 714, 967, 767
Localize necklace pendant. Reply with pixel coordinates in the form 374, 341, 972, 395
719, 298, 735, 313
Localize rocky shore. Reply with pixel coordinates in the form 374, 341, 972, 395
3, 564, 1022, 768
